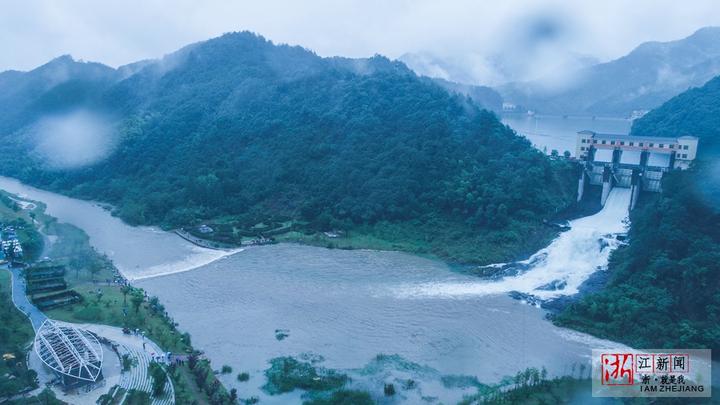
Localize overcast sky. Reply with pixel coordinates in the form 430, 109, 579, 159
2, 0, 719, 84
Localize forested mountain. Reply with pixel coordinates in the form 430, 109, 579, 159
0, 32, 577, 263
556, 80, 720, 351
501, 27, 720, 116
0, 55, 118, 134
632, 75, 720, 154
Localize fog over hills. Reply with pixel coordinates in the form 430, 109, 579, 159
400, 50, 600, 89
500, 26, 720, 116
400, 27, 720, 117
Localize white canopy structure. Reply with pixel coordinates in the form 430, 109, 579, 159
34, 320, 103, 386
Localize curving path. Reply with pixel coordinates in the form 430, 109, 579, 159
117, 344, 174, 405
72, 322, 175, 405
3, 265, 47, 330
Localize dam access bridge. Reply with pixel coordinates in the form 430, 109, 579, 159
575, 130, 698, 210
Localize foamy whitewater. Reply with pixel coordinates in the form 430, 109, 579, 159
392, 187, 632, 300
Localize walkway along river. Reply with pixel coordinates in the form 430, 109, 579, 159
0, 176, 631, 404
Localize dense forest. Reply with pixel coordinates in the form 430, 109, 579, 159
0, 32, 577, 263
556, 76, 720, 350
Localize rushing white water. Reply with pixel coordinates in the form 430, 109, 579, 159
393, 187, 632, 300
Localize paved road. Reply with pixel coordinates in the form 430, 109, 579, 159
74, 322, 175, 405
3, 264, 47, 331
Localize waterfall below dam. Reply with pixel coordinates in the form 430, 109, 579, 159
393, 187, 632, 301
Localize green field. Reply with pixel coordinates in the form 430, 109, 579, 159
276, 218, 561, 265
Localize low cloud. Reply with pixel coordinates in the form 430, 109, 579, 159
33, 110, 117, 170
402, 7, 599, 88
2, 0, 720, 80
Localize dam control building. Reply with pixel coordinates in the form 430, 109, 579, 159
575, 130, 698, 209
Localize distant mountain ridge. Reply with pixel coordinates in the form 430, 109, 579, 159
0, 31, 576, 264
500, 27, 720, 116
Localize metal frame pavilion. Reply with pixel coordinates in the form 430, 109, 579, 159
34, 320, 104, 387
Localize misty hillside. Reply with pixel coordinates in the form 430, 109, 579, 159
431, 78, 503, 113
400, 50, 600, 90
632, 75, 720, 155
501, 27, 720, 116
0, 32, 576, 263
0, 55, 117, 134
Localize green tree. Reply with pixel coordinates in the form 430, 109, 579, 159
121, 284, 132, 306
148, 362, 168, 397
130, 289, 145, 314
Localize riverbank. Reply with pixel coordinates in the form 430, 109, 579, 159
0, 147, 578, 267
0, 176, 235, 282
273, 218, 568, 266
173, 229, 236, 250
0, 176, 632, 404
148, 216, 570, 268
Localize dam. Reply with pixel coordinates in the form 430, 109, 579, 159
575, 130, 698, 209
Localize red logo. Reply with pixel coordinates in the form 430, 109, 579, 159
601, 353, 634, 385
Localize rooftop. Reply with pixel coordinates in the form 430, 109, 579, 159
34, 320, 103, 383
578, 130, 697, 143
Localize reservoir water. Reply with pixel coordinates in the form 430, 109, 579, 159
0, 174, 632, 403
502, 114, 632, 156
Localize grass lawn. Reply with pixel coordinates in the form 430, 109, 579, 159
46, 284, 190, 354
277, 218, 560, 265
